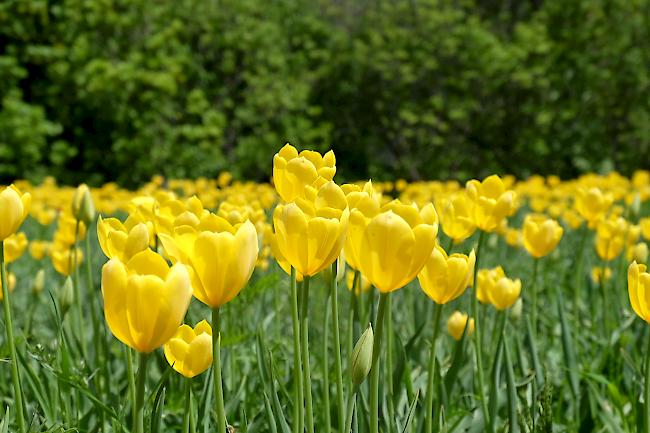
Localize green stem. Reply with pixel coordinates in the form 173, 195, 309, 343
212, 307, 227, 433
73, 220, 88, 359
183, 379, 192, 433
331, 262, 345, 430
599, 260, 609, 337
301, 275, 315, 433
1, 241, 26, 433
470, 231, 491, 431
290, 268, 304, 433
645, 331, 650, 433
530, 258, 539, 339
574, 226, 588, 339
134, 352, 150, 433
386, 295, 396, 430
323, 294, 331, 432
344, 387, 358, 433
503, 336, 518, 432
369, 292, 390, 433
425, 303, 444, 433
126, 347, 137, 428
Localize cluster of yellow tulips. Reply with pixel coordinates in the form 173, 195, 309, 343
0, 145, 649, 432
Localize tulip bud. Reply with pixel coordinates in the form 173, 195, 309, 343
509, 298, 523, 320
32, 269, 45, 295
59, 276, 74, 317
630, 193, 641, 219
631, 242, 649, 264
351, 324, 374, 386
72, 184, 96, 225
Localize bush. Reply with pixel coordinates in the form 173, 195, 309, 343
0, 0, 648, 186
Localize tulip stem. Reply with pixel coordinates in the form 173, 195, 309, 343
134, 352, 150, 433
344, 386, 358, 433
470, 230, 491, 431
212, 307, 227, 433
530, 258, 539, 339
125, 347, 137, 428
290, 267, 304, 433
73, 220, 88, 360
1, 241, 26, 433
645, 331, 650, 433
425, 303, 443, 433
183, 379, 192, 433
370, 292, 389, 433
323, 293, 331, 432
330, 262, 345, 429
301, 275, 315, 433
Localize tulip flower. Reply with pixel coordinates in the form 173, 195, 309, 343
0, 184, 30, 433
641, 217, 650, 241
54, 211, 86, 247
0, 185, 31, 241
0, 272, 17, 300
447, 311, 475, 341
628, 261, 650, 433
417, 244, 474, 433
439, 192, 476, 243
343, 181, 381, 271
487, 276, 521, 310
159, 214, 259, 308
273, 143, 336, 202
628, 242, 649, 264
50, 245, 83, 277
595, 217, 627, 261
477, 266, 505, 304
273, 181, 348, 277
4, 232, 27, 264
164, 320, 213, 378
574, 187, 613, 228
29, 240, 52, 260
522, 214, 563, 258
465, 175, 517, 232
97, 216, 150, 262
72, 183, 96, 225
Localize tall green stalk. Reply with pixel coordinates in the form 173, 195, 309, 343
530, 258, 539, 338
330, 262, 345, 429
290, 267, 304, 433
323, 294, 331, 432
126, 347, 137, 428
212, 308, 227, 433
645, 331, 650, 433
470, 231, 491, 431
73, 220, 88, 359
134, 352, 150, 433
183, 379, 192, 433
369, 292, 389, 433
301, 275, 315, 433
1, 240, 26, 433
425, 303, 443, 433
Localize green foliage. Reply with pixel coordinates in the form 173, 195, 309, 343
1, 0, 649, 186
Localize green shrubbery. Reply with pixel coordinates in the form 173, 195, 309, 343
1, 0, 648, 186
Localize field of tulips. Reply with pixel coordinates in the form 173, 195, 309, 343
1, 144, 650, 432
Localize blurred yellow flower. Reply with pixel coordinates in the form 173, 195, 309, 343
447, 311, 475, 341
164, 320, 213, 378
465, 175, 517, 232
522, 214, 563, 258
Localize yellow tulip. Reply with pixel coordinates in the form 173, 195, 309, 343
438, 192, 476, 243
574, 187, 613, 228
348, 198, 438, 293
595, 217, 627, 261
0, 185, 31, 241
447, 311, 475, 341
164, 320, 213, 378
343, 181, 381, 271
628, 261, 650, 323
465, 175, 517, 232
101, 249, 192, 353
504, 227, 522, 248
29, 240, 52, 260
97, 216, 150, 262
269, 230, 304, 282
54, 211, 86, 246
3, 232, 28, 264
155, 196, 209, 237
476, 266, 505, 304
591, 266, 612, 284
641, 217, 650, 241
159, 214, 258, 308
51, 245, 83, 276
418, 246, 475, 304
272, 143, 336, 202
522, 214, 563, 258
273, 181, 348, 277
487, 276, 521, 310
0, 272, 17, 301
562, 209, 583, 230
628, 242, 649, 264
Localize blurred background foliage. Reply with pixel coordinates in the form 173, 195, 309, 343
1, 0, 649, 187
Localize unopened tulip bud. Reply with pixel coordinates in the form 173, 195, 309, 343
630, 194, 641, 219
72, 184, 96, 225
351, 324, 374, 386
32, 269, 45, 295
509, 298, 523, 320
59, 277, 74, 317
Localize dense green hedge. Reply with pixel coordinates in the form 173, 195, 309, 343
1, 0, 649, 186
